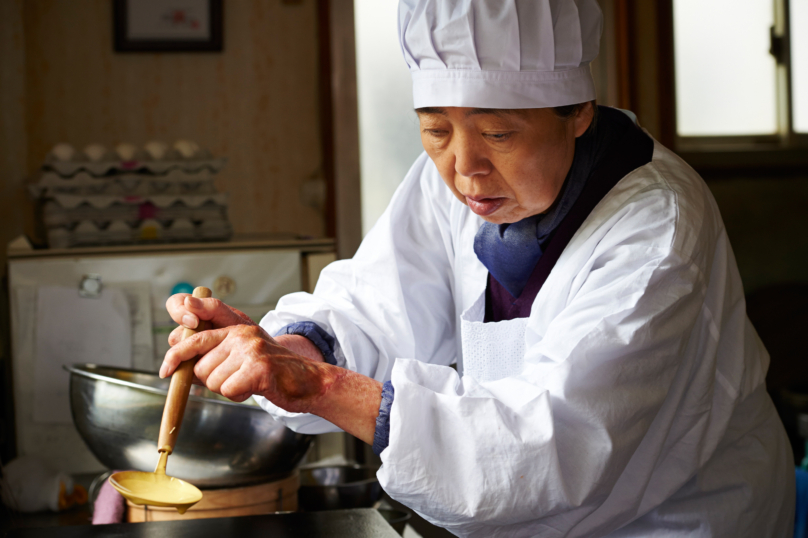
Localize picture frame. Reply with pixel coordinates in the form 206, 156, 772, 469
113, 0, 223, 52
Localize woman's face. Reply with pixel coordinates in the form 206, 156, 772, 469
417, 103, 594, 224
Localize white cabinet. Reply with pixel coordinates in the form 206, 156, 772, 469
7, 238, 335, 473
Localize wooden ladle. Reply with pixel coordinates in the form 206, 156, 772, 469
108, 286, 211, 514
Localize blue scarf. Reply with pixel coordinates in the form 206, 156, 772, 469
473, 106, 626, 298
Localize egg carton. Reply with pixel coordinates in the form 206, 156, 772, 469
43, 157, 227, 177
43, 194, 229, 228
30, 169, 218, 197
43, 203, 227, 228
46, 218, 232, 249
45, 141, 226, 176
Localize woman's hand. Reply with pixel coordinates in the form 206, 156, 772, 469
165, 293, 325, 364
161, 293, 326, 402
165, 293, 255, 346
160, 323, 330, 412
160, 293, 382, 444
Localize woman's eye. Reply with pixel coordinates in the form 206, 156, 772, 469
424, 129, 447, 138
485, 132, 512, 141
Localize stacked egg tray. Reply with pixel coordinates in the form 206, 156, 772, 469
32, 157, 232, 249
42, 155, 226, 178
31, 168, 221, 198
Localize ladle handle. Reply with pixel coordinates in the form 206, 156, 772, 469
157, 286, 212, 454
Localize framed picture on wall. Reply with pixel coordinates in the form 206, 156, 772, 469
113, 0, 223, 52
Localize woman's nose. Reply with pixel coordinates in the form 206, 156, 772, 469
453, 137, 491, 178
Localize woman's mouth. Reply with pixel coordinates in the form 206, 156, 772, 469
465, 196, 506, 216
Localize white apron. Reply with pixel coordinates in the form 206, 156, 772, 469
460, 290, 528, 383
259, 145, 794, 538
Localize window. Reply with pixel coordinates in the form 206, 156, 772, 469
793, 0, 808, 132
672, 0, 807, 148
354, 0, 424, 235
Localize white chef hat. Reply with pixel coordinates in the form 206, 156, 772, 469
398, 0, 602, 109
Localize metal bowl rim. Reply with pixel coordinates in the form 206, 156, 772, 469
65, 363, 265, 412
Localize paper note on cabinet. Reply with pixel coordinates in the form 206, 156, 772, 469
34, 286, 131, 424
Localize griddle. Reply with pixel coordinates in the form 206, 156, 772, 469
5, 509, 400, 538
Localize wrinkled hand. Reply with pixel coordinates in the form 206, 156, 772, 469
160, 293, 328, 411
160, 322, 332, 412
165, 293, 255, 346
161, 294, 381, 444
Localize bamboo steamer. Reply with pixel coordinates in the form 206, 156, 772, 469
126, 471, 299, 522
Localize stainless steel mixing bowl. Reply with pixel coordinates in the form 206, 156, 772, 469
67, 363, 312, 488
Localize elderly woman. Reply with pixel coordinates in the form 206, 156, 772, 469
160, 1, 794, 536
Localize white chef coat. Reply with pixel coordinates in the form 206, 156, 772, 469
256, 135, 795, 537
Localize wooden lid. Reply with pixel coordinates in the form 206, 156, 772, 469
126, 471, 299, 513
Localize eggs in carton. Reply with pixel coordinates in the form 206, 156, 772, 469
49, 143, 77, 163
36, 141, 232, 248
83, 144, 114, 163
46, 217, 233, 248
42, 140, 226, 176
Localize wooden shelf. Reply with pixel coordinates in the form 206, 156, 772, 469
7, 235, 336, 260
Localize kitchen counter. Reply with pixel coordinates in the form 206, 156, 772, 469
5, 509, 400, 538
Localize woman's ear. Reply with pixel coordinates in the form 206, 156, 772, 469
573, 101, 596, 138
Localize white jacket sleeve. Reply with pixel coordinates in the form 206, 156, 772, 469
377, 188, 732, 537
255, 153, 459, 433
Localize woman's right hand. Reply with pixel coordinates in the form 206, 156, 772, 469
162, 293, 377, 442
165, 293, 255, 347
